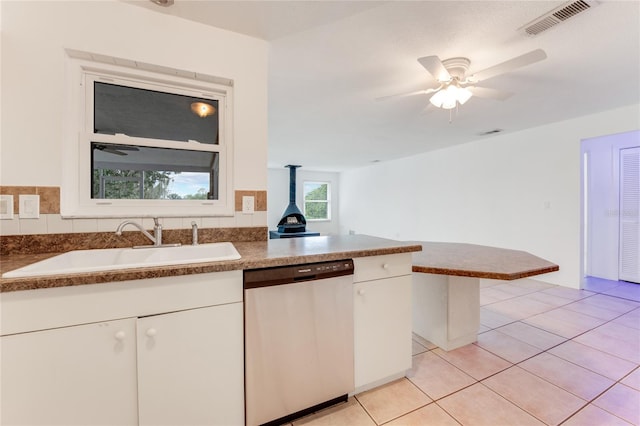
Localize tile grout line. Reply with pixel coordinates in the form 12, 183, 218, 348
416, 314, 544, 425
405, 344, 485, 421
468, 282, 638, 425
479, 282, 581, 329
479, 283, 640, 425
352, 388, 434, 426
401, 366, 472, 426
430, 400, 465, 426
350, 279, 638, 426
351, 394, 379, 425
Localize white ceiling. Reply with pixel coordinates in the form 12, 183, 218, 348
129, 0, 640, 172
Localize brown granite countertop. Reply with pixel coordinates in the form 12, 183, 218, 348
411, 241, 558, 280
0, 235, 422, 293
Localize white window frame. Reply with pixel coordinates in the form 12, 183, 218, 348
61, 51, 234, 218
303, 181, 331, 221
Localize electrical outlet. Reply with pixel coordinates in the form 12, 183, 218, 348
0, 195, 14, 219
19, 194, 40, 219
242, 196, 255, 214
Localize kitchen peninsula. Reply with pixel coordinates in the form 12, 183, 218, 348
411, 241, 559, 350
0, 235, 559, 425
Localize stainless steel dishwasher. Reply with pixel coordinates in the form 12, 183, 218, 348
244, 260, 355, 426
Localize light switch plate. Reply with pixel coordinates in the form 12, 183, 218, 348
0, 195, 14, 219
19, 194, 40, 219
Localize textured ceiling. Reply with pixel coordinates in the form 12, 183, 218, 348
124, 0, 385, 40
128, 0, 640, 172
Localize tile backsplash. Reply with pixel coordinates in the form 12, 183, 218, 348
0, 186, 60, 214
1, 226, 268, 256
0, 186, 268, 236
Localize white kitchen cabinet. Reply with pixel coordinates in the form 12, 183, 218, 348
353, 253, 413, 392
1, 318, 139, 426
0, 271, 244, 426
137, 303, 244, 426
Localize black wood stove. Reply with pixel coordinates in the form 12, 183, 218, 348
269, 165, 320, 239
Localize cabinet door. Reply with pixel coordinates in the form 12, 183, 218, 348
1, 318, 138, 426
354, 275, 412, 389
137, 303, 244, 426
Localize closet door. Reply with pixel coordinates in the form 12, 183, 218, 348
619, 147, 640, 283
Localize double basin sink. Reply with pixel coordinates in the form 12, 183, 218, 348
2, 243, 241, 279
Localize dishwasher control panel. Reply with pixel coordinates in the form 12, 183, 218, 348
294, 260, 353, 277
244, 259, 354, 289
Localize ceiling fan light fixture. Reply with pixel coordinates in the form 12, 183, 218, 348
190, 102, 216, 118
457, 87, 473, 105
429, 83, 473, 109
429, 89, 447, 108
441, 96, 457, 110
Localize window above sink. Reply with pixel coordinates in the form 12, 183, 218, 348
62, 50, 235, 218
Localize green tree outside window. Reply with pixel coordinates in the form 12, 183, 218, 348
304, 182, 330, 220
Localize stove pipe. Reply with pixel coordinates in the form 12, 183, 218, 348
277, 165, 306, 233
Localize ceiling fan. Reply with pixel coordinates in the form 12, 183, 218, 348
94, 143, 140, 156
380, 49, 547, 110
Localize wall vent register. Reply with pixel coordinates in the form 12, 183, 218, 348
519, 0, 599, 36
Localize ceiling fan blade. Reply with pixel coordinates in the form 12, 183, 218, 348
468, 86, 514, 101
376, 87, 440, 101
104, 148, 128, 156
95, 144, 130, 156
417, 56, 452, 82
468, 49, 547, 83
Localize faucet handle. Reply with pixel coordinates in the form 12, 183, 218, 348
191, 221, 198, 246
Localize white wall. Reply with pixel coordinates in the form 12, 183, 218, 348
339, 104, 640, 288
267, 168, 340, 235
582, 130, 640, 280
0, 1, 267, 226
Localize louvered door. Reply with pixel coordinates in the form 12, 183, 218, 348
619, 147, 640, 283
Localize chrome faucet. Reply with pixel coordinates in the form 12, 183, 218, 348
115, 217, 163, 246
191, 221, 198, 246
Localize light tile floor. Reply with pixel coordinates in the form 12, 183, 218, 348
293, 277, 640, 426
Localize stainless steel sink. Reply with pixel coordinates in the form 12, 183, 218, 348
2, 243, 241, 278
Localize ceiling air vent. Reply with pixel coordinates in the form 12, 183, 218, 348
519, 0, 599, 36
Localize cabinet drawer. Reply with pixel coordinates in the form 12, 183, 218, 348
353, 253, 412, 282
1, 270, 242, 336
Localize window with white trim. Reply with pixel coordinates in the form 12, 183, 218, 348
303, 181, 330, 221
62, 51, 234, 217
